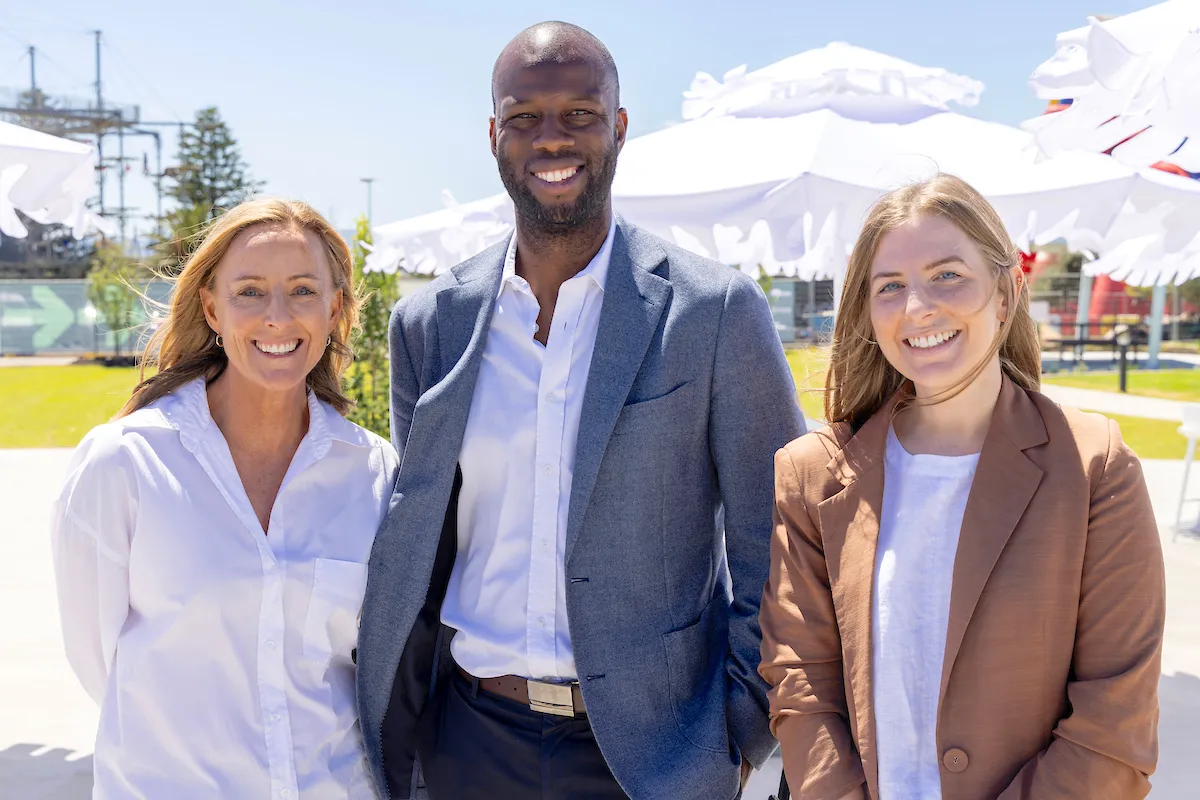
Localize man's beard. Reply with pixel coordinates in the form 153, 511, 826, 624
498, 138, 619, 237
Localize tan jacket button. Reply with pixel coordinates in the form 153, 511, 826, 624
943, 748, 969, 773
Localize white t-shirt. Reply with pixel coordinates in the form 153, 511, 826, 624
873, 426, 980, 800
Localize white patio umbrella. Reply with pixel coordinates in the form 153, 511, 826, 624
1026, 0, 1200, 169
367, 43, 1158, 284
0, 119, 110, 240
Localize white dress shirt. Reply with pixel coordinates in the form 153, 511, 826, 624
443, 216, 616, 681
50, 378, 399, 800
873, 426, 979, 800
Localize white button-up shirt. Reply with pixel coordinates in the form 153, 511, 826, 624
443, 216, 615, 681
50, 378, 398, 799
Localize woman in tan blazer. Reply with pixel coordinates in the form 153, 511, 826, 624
759, 174, 1165, 800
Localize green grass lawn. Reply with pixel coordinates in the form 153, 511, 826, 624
0, 365, 143, 448
784, 345, 1188, 458
0, 357, 1191, 459
1042, 368, 1200, 403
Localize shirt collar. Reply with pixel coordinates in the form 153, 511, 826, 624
161, 377, 365, 456
498, 214, 617, 299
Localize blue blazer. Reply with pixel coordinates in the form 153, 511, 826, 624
357, 219, 805, 799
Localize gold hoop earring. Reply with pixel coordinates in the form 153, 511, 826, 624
215, 334, 223, 348
325, 335, 332, 347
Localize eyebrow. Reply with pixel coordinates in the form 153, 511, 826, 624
872, 256, 968, 281
231, 273, 320, 282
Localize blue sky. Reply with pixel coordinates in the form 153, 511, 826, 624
0, 0, 1153, 237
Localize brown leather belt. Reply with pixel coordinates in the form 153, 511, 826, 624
457, 666, 586, 717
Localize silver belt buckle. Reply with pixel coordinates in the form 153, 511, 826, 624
527, 680, 575, 717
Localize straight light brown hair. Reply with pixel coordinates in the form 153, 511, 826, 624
825, 174, 1041, 430
119, 198, 360, 417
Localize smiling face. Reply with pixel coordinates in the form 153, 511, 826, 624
199, 223, 343, 397
869, 214, 1012, 399
490, 41, 626, 235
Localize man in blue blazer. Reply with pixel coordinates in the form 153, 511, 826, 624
357, 20, 805, 800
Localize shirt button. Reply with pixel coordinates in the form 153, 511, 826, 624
271, 713, 281, 722
538, 618, 546, 628
281, 790, 291, 798
265, 641, 275, 649
542, 464, 552, 476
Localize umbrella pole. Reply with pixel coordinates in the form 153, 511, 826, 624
1147, 283, 1167, 369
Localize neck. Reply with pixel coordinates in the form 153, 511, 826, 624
206, 371, 309, 456
894, 361, 1004, 456
513, 208, 612, 297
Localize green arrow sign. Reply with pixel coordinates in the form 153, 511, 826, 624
31, 285, 75, 349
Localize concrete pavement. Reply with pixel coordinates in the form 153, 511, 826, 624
2, 448, 1198, 799
1039, 383, 1192, 422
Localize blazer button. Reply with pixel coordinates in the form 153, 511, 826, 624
942, 748, 969, 773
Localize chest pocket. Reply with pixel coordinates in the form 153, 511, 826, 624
303, 558, 370, 663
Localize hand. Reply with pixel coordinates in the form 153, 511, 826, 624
739, 759, 753, 789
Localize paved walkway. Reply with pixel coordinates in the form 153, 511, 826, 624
1039, 384, 1191, 422
2, 449, 1199, 798
0, 357, 79, 368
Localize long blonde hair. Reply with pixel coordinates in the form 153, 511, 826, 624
120, 198, 360, 417
825, 174, 1040, 430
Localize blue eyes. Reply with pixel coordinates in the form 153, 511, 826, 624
237, 286, 316, 297
876, 272, 961, 294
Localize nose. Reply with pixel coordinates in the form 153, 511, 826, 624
904, 284, 936, 321
532, 115, 574, 154
263, 291, 291, 327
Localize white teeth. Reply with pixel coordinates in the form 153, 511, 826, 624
536, 167, 579, 183
907, 331, 958, 349
255, 340, 300, 355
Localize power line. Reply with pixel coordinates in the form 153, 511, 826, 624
103, 38, 182, 122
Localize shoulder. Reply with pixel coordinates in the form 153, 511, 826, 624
58, 413, 163, 511
628, 224, 752, 299
1025, 389, 1128, 486
322, 406, 401, 474
776, 424, 849, 495
390, 239, 508, 327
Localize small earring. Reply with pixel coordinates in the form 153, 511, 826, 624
215, 334, 223, 348
325, 335, 332, 347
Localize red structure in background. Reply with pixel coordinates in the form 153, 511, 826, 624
1041, 97, 1200, 335
1089, 274, 1153, 320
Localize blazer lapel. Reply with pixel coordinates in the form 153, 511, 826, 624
816, 405, 893, 798
938, 378, 1047, 711
564, 221, 671, 564
434, 248, 506, 386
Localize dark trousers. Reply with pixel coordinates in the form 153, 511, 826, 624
416, 670, 630, 799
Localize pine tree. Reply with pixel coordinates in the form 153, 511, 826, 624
158, 107, 262, 265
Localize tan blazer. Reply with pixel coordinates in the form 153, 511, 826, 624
759, 377, 1165, 799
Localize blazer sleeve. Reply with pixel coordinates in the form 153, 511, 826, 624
49, 426, 137, 706
999, 418, 1165, 799
388, 297, 419, 457
709, 271, 806, 768
759, 443, 866, 799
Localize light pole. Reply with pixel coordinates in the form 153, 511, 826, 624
361, 178, 375, 227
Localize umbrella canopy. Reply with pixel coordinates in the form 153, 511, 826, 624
368, 44, 1161, 281
1026, 0, 1200, 169
0, 120, 108, 240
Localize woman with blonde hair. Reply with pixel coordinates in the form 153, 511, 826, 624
51, 197, 397, 798
759, 174, 1165, 800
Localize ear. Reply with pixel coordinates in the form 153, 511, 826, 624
489, 116, 498, 158
999, 266, 1021, 322
328, 287, 344, 331
199, 284, 220, 334
615, 107, 628, 153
